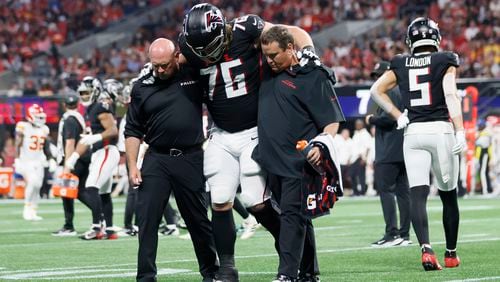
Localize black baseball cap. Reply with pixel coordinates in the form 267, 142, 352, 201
370, 61, 390, 79
64, 94, 79, 107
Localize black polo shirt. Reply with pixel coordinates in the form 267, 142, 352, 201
62, 115, 91, 164
368, 87, 404, 163
253, 63, 345, 178
124, 66, 204, 150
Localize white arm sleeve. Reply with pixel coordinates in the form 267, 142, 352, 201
443, 72, 461, 118
369, 79, 394, 113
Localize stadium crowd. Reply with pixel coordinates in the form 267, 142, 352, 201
0, 0, 498, 96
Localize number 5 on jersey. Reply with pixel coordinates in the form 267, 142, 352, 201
409, 68, 431, 106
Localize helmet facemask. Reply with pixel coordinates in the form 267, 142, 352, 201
78, 76, 102, 107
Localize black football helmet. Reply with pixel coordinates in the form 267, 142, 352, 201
405, 17, 441, 53
183, 3, 226, 63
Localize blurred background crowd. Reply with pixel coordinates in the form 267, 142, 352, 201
0, 0, 499, 195
0, 0, 498, 96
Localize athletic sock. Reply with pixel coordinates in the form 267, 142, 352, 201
86, 187, 103, 225
439, 189, 460, 250
233, 197, 250, 219
410, 185, 430, 246
211, 209, 236, 258
100, 193, 113, 228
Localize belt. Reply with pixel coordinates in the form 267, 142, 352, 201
150, 144, 202, 157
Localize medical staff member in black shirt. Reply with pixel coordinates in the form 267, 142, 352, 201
124, 38, 218, 282
254, 26, 345, 282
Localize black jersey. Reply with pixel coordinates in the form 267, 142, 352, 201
254, 63, 345, 178
86, 101, 117, 151
124, 66, 204, 149
179, 14, 265, 133
391, 51, 459, 123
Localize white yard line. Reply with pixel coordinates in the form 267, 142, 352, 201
447, 277, 500, 282
1, 237, 499, 280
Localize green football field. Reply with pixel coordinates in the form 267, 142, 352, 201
1, 196, 499, 281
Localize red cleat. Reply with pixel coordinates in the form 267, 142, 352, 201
105, 231, 118, 240
422, 252, 442, 271
444, 251, 460, 268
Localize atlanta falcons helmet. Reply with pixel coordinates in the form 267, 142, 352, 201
102, 78, 124, 103
77, 76, 102, 107
183, 3, 226, 63
406, 17, 441, 53
26, 104, 46, 127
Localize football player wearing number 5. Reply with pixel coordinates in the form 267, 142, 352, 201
370, 17, 465, 271
180, 4, 318, 281
15, 104, 51, 221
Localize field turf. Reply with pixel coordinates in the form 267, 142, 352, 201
0, 196, 499, 281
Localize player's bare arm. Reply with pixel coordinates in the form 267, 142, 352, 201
370, 70, 399, 118
443, 66, 464, 131
97, 112, 118, 141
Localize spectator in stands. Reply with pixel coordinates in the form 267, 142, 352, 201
7, 83, 23, 97
22, 80, 37, 96
334, 128, 354, 193
349, 119, 371, 196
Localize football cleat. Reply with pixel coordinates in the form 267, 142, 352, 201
104, 230, 118, 240
240, 215, 260, 240
371, 235, 403, 247
215, 266, 239, 282
52, 227, 77, 237
118, 226, 138, 237
399, 238, 413, 246
444, 250, 460, 268
298, 273, 320, 282
272, 274, 296, 282
80, 227, 104, 240
159, 226, 180, 236
421, 247, 442, 271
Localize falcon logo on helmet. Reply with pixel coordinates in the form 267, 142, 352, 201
77, 76, 102, 107
405, 17, 441, 53
205, 9, 224, 32
183, 3, 227, 63
26, 104, 46, 127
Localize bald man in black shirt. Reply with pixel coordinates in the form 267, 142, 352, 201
125, 38, 218, 282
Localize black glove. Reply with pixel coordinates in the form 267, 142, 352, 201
297, 45, 320, 67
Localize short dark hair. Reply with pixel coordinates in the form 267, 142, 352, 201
261, 26, 294, 50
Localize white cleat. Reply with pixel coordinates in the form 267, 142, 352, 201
240, 215, 261, 240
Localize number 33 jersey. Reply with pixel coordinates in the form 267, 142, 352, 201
15, 121, 49, 161
179, 14, 265, 133
390, 51, 459, 123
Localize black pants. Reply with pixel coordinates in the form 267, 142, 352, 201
269, 173, 318, 278
136, 149, 218, 282
349, 158, 366, 195
124, 187, 137, 228
62, 160, 90, 229
374, 162, 411, 239
478, 148, 492, 193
